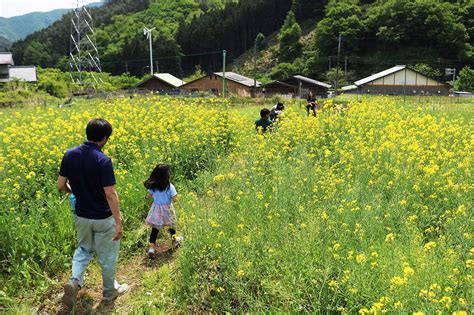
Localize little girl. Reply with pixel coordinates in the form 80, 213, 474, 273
144, 164, 183, 257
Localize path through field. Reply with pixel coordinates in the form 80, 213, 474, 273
37, 245, 178, 314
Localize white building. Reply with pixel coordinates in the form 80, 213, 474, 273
343, 65, 449, 96
0, 52, 37, 83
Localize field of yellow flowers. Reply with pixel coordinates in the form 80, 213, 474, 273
0, 96, 234, 306
0, 96, 472, 313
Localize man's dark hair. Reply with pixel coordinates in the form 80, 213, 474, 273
86, 118, 113, 142
276, 103, 285, 110
260, 108, 270, 118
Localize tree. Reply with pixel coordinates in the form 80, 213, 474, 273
22, 41, 51, 66
455, 66, 474, 92
292, 0, 328, 21
410, 63, 442, 80
36, 67, 69, 98
278, 11, 303, 63
255, 33, 266, 52
366, 0, 469, 58
184, 65, 206, 82
270, 59, 304, 80
315, 1, 366, 57
325, 67, 349, 89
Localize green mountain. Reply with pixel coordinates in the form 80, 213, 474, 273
0, 36, 12, 52
0, 9, 70, 42
0, 2, 103, 43
9, 0, 474, 81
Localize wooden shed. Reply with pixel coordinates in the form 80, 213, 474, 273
348, 65, 449, 96
135, 73, 185, 91
180, 72, 261, 97
263, 75, 331, 98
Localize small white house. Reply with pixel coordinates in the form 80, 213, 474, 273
0, 52, 37, 83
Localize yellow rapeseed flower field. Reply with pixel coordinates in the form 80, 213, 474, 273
0, 96, 472, 313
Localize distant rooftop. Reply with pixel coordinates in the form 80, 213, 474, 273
9, 66, 37, 82
214, 72, 261, 87
354, 65, 406, 86
293, 75, 331, 88
136, 73, 185, 88
342, 85, 357, 91
152, 73, 185, 88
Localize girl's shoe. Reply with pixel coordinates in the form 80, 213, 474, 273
172, 235, 184, 248
147, 247, 155, 258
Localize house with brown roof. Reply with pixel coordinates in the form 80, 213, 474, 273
135, 73, 185, 91
180, 72, 261, 97
263, 75, 331, 98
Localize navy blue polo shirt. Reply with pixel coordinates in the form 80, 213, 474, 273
59, 141, 116, 219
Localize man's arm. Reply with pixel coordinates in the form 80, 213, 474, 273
57, 176, 72, 193
104, 185, 123, 241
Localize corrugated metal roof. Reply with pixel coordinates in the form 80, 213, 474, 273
8, 66, 37, 82
263, 80, 298, 89
153, 73, 185, 88
342, 85, 357, 91
293, 75, 331, 88
214, 72, 261, 87
0, 52, 14, 65
354, 65, 406, 86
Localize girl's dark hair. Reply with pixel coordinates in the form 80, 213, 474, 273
144, 164, 171, 191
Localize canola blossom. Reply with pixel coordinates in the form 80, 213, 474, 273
0, 96, 472, 313
177, 98, 472, 313
0, 96, 234, 303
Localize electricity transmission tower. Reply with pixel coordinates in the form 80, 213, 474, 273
69, 0, 103, 93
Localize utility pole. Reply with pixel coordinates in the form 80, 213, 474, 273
344, 56, 347, 78
143, 26, 155, 76
299, 80, 302, 108
335, 34, 341, 92
222, 50, 226, 98
253, 39, 257, 98
452, 68, 456, 88
403, 66, 407, 103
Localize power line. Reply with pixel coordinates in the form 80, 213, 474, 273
320, 56, 473, 66
101, 50, 223, 66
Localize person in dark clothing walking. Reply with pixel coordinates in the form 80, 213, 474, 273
58, 118, 128, 307
306, 91, 318, 117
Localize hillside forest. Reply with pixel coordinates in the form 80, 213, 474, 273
7, 0, 474, 85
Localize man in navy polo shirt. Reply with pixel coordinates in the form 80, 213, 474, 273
58, 118, 128, 307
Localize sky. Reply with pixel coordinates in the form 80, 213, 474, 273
0, 0, 98, 18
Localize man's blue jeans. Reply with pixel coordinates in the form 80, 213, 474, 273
71, 215, 119, 295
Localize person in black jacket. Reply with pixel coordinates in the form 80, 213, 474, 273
306, 91, 318, 117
